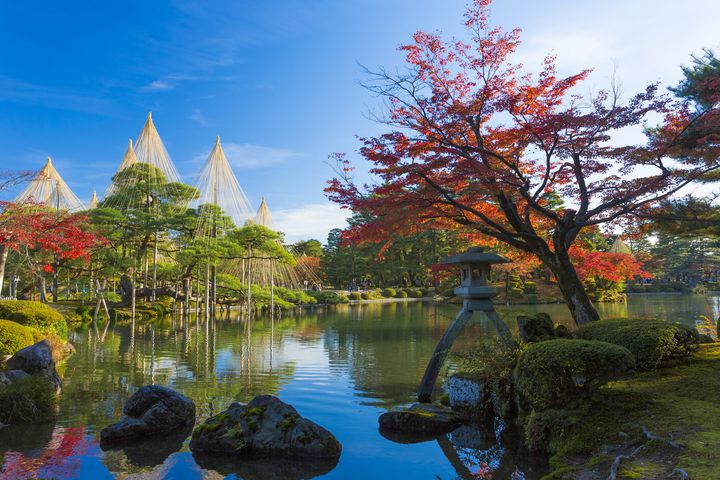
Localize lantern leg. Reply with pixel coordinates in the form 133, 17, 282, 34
417, 308, 473, 403
483, 309, 511, 337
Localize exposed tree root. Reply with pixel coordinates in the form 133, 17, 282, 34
606, 425, 683, 480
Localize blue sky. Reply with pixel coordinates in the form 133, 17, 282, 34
1, 0, 718, 242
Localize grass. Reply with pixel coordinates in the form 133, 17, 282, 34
0, 375, 58, 424
544, 344, 720, 479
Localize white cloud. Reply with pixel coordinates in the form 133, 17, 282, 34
273, 203, 349, 243
141, 80, 174, 92
192, 142, 307, 168
189, 108, 209, 126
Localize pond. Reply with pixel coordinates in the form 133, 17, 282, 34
1, 294, 718, 479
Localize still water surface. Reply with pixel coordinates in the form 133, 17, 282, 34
1, 294, 718, 479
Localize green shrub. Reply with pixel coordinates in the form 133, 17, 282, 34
452, 339, 522, 419
382, 288, 396, 298
66, 305, 93, 326
420, 287, 434, 297
348, 292, 362, 301
412, 288, 424, 298
509, 287, 524, 297
306, 290, 348, 304
0, 320, 38, 356
275, 287, 317, 305
0, 375, 58, 423
396, 290, 408, 298
523, 408, 574, 453
0, 301, 67, 337
575, 318, 700, 370
515, 339, 635, 411
360, 291, 371, 300
523, 282, 538, 294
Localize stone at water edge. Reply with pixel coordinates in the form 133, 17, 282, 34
5, 339, 62, 391
379, 403, 463, 434
100, 385, 196, 445
190, 395, 342, 459
0, 369, 30, 386
446, 374, 486, 412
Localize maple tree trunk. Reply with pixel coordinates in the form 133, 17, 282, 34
544, 248, 600, 326
0, 245, 7, 296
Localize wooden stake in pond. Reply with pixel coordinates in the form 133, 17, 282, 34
270, 260, 274, 313
417, 247, 511, 403
131, 270, 136, 323
205, 261, 210, 320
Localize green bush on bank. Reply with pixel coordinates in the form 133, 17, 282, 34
515, 339, 635, 411
0, 301, 67, 337
348, 292, 362, 301
396, 290, 408, 298
575, 318, 699, 370
0, 320, 39, 356
305, 290, 348, 304
0, 375, 58, 424
382, 288, 396, 298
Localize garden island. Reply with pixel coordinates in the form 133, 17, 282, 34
0, 0, 719, 479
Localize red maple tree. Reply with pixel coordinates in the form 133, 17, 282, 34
0, 202, 101, 298
326, 0, 720, 325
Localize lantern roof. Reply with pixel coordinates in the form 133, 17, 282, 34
440, 247, 510, 266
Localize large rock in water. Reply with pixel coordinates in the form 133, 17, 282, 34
190, 395, 342, 459
100, 385, 196, 445
5, 340, 62, 391
379, 403, 462, 435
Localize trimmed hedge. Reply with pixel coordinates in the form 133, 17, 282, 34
348, 292, 362, 301
306, 290, 349, 305
515, 339, 635, 410
575, 318, 699, 370
0, 301, 67, 337
396, 290, 408, 298
0, 320, 39, 356
382, 288, 396, 298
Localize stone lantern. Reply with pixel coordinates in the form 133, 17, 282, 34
418, 246, 511, 403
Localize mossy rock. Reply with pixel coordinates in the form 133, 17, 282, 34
0, 301, 67, 337
190, 395, 341, 459
576, 318, 700, 370
378, 403, 462, 435
0, 320, 38, 356
517, 312, 555, 342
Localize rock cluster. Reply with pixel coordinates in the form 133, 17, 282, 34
190, 395, 342, 459
100, 385, 196, 444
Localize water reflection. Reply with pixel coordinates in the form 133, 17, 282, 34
1, 295, 718, 479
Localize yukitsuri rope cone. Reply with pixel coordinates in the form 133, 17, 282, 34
15, 157, 84, 211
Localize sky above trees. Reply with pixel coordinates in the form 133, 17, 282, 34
0, 0, 718, 242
